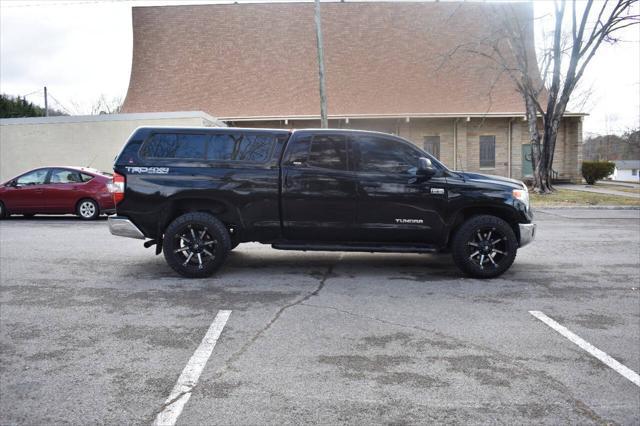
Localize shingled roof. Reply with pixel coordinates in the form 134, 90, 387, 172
122, 1, 539, 120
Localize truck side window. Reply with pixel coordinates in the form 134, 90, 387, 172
141, 133, 208, 160
235, 134, 275, 162
208, 134, 238, 161
355, 136, 421, 174
286, 135, 311, 164
308, 135, 347, 170
207, 133, 275, 162
174, 134, 208, 159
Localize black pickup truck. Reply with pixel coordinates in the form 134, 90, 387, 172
108, 127, 535, 278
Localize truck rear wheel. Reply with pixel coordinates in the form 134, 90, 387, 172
162, 212, 231, 278
451, 215, 518, 278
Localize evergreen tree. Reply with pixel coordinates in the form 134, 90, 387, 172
0, 93, 67, 118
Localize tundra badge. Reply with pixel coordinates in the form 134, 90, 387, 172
395, 219, 424, 224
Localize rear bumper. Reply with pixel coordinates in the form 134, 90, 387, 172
97, 192, 116, 211
519, 223, 536, 247
108, 216, 145, 239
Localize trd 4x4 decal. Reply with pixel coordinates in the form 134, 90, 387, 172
125, 167, 170, 174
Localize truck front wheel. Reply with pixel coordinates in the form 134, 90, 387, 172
451, 215, 518, 278
162, 212, 231, 278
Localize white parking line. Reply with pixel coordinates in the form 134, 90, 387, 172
529, 310, 640, 387
154, 310, 232, 426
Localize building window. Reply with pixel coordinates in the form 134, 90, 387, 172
479, 135, 496, 168
423, 136, 440, 159
632, 169, 638, 176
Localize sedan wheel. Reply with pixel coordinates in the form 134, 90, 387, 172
77, 199, 99, 220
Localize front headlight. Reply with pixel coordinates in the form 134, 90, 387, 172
513, 186, 529, 210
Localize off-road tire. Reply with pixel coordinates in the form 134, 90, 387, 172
451, 215, 518, 279
162, 212, 231, 278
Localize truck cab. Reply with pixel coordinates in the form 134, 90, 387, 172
109, 127, 535, 278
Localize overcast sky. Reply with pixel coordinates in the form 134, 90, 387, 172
1, 0, 638, 135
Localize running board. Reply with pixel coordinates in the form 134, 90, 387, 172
271, 242, 438, 254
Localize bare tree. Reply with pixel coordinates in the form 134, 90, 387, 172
90, 94, 123, 115
442, 1, 638, 192
495, 1, 638, 193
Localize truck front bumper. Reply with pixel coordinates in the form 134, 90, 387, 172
519, 223, 536, 247
108, 216, 145, 240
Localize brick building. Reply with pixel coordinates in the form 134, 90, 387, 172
121, 1, 584, 181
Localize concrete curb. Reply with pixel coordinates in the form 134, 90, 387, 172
533, 205, 640, 210
555, 184, 640, 199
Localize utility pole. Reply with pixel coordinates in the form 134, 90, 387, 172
314, 0, 328, 128
44, 86, 49, 117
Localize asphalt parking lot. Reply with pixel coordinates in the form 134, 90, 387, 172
1, 208, 639, 425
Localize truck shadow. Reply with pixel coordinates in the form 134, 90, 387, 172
224, 249, 460, 281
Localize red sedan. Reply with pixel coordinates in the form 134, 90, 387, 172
0, 167, 115, 220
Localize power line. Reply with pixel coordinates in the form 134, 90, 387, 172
46, 92, 75, 115
20, 89, 42, 98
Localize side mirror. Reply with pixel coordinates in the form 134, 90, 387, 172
417, 157, 436, 178
8, 180, 18, 187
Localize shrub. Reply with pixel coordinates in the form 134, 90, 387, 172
581, 161, 615, 185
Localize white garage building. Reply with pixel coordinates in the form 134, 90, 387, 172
0, 111, 225, 182
612, 160, 640, 182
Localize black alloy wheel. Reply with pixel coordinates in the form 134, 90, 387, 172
466, 227, 509, 269
163, 212, 231, 278
451, 215, 518, 278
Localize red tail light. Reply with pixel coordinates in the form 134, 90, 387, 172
110, 172, 125, 205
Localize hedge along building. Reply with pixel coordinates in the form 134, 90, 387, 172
121, 1, 584, 182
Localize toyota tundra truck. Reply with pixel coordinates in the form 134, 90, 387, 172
108, 127, 535, 278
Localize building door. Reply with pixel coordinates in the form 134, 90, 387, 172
521, 144, 533, 177
423, 136, 441, 160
